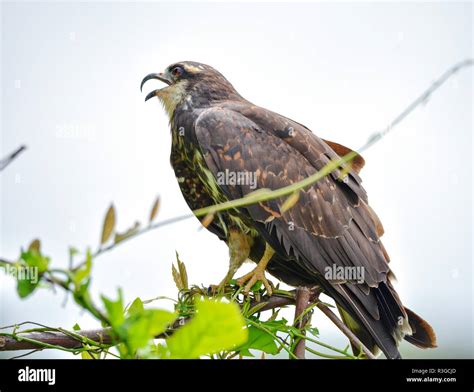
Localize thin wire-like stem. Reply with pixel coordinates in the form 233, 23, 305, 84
0, 145, 27, 171
68, 59, 473, 271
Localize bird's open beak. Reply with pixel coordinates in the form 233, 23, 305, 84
141, 72, 173, 101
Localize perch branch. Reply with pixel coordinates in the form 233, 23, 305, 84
293, 287, 312, 359
0, 329, 113, 351
0, 292, 301, 352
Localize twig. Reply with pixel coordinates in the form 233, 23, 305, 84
0, 259, 109, 323
8, 349, 41, 360
358, 58, 473, 154
264, 287, 375, 359
248, 291, 296, 311
316, 302, 376, 360
71, 215, 192, 272
0, 145, 27, 171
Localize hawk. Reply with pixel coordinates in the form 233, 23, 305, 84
141, 61, 436, 359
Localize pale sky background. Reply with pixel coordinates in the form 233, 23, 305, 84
0, 1, 472, 359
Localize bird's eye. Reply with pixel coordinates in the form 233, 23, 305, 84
171, 66, 184, 78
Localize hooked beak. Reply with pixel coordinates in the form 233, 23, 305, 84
140, 72, 173, 101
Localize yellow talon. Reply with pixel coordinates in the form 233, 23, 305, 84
208, 276, 231, 295
236, 244, 274, 295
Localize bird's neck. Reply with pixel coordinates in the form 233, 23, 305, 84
158, 82, 190, 120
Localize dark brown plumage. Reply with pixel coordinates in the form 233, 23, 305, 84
141, 61, 436, 359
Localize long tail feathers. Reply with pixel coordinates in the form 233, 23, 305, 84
403, 307, 437, 348
337, 300, 436, 358
336, 284, 402, 359
334, 282, 437, 359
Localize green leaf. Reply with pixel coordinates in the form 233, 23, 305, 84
81, 351, 99, 359
101, 289, 125, 329
15, 247, 50, 298
249, 280, 263, 292
122, 309, 176, 353
237, 348, 254, 357
73, 249, 92, 288
237, 325, 279, 355
166, 298, 247, 359
17, 278, 38, 299
101, 292, 176, 356
127, 297, 144, 316
20, 250, 49, 273
73, 323, 81, 331
308, 326, 319, 337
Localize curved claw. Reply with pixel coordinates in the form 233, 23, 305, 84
236, 269, 273, 296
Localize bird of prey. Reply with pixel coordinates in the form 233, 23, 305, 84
141, 61, 436, 359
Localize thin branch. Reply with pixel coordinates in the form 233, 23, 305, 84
0, 258, 109, 324
8, 349, 42, 360
70, 59, 473, 271
0, 292, 294, 352
262, 287, 375, 359
249, 293, 295, 311
0, 145, 27, 171
316, 301, 376, 360
70, 215, 192, 272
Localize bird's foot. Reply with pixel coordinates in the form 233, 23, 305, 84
208, 279, 228, 295
236, 265, 273, 296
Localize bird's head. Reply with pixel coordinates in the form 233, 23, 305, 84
141, 61, 241, 118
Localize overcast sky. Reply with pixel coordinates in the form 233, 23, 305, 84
1, 1, 472, 358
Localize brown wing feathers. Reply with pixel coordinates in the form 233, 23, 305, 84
322, 139, 366, 175
195, 106, 433, 358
